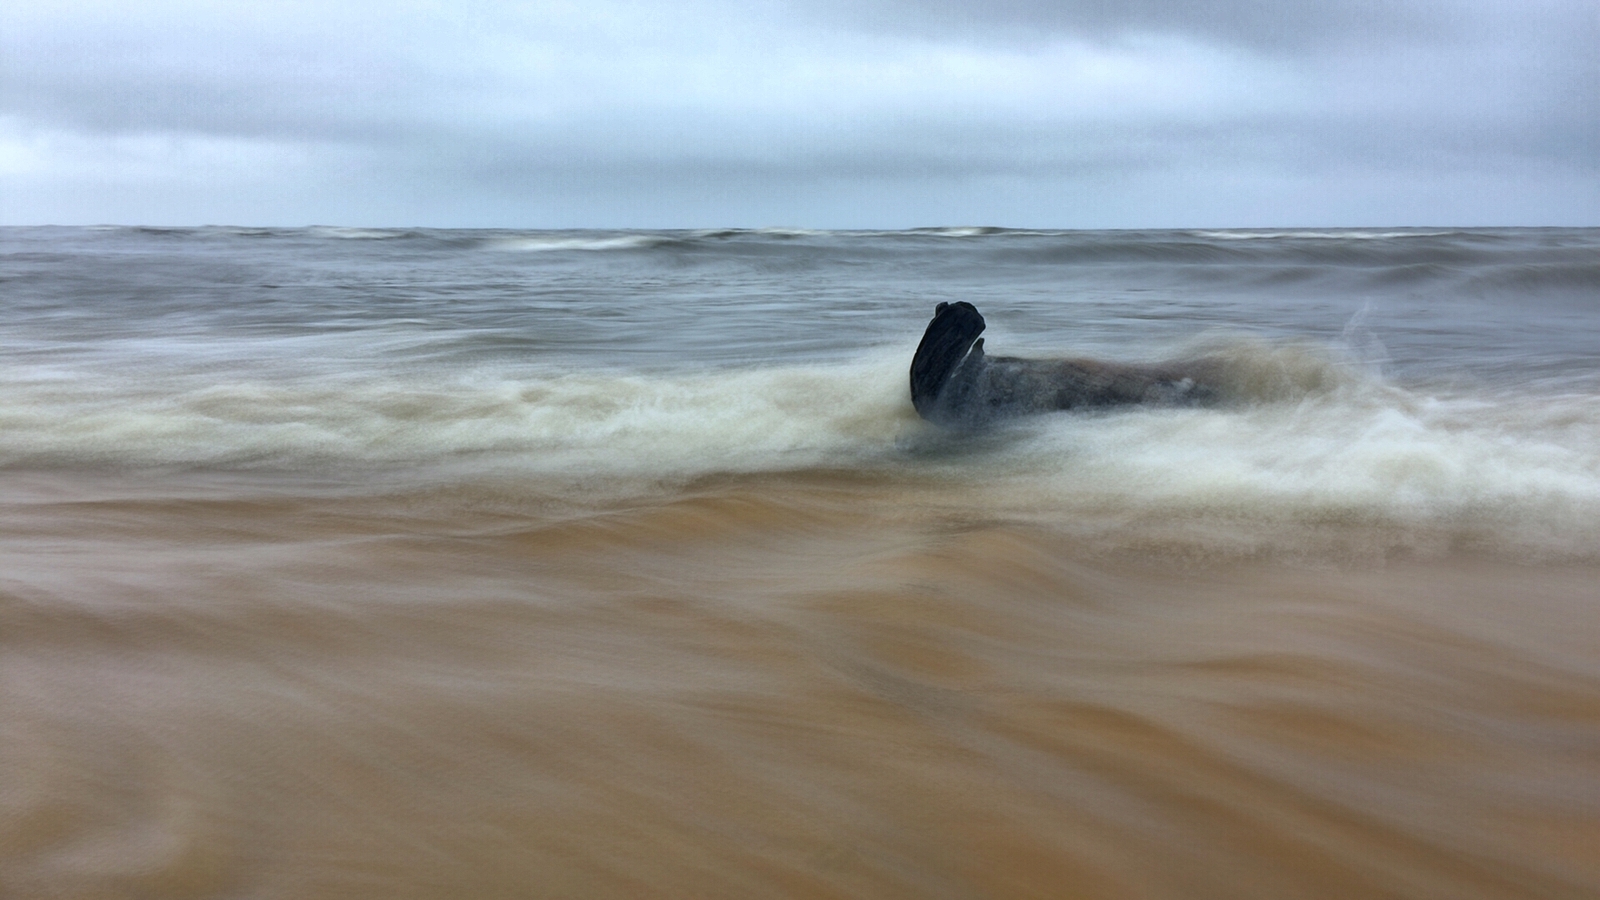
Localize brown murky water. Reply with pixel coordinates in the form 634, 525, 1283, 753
5, 473, 1596, 900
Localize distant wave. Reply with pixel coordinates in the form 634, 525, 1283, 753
490, 234, 682, 252
305, 226, 424, 240
1189, 229, 1465, 241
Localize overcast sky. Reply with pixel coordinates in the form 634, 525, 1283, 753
3, 0, 1596, 227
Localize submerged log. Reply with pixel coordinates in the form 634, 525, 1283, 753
909, 301, 1217, 425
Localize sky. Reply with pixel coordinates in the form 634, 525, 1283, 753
2, 0, 1596, 228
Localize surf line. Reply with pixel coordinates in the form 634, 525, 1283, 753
909, 302, 1218, 426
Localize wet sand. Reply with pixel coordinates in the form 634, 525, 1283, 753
4, 473, 1596, 899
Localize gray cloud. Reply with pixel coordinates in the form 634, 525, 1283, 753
793, 0, 1459, 51
1, 0, 1595, 226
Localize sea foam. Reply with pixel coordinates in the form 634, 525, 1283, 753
4, 338, 1599, 558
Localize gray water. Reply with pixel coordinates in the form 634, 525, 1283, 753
8, 226, 1599, 374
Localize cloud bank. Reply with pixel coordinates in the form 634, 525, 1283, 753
3, 0, 1595, 226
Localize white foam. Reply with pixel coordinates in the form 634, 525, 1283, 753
750, 227, 829, 237
304, 226, 411, 240
0, 353, 916, 472
916, 226, 1001, 237
1190, 230, 1458, 241
4, 345, 1598, 555
489, 234, 671, 252
971, 388, 1600, 556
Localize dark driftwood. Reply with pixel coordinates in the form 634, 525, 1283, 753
909, 301, 1217, 425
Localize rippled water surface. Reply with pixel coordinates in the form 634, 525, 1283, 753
3, 226, 1598, 898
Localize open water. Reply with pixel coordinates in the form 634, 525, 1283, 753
3, 226, 1598, 898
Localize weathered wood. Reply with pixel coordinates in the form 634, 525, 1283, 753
909, 302, 1218, 425
909, 301, 987, 417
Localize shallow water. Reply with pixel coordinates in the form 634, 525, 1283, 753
2, 226, 1598, 898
